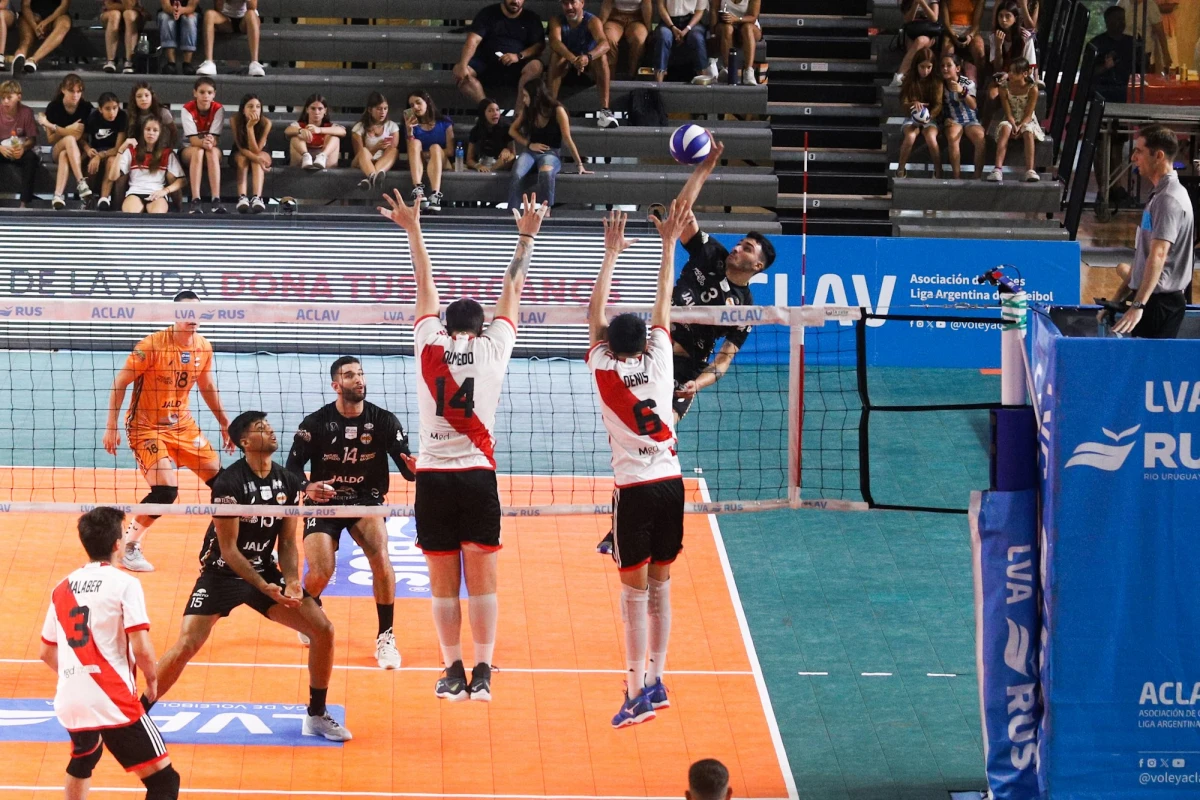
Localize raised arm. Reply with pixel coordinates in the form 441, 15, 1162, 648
495, 195, 550, 323
379, 189, 439, 318
649, 199, 694, 329
589, 211, 638, 345
676, 138, 724, 243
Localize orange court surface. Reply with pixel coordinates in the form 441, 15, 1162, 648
0, 471, 796, 799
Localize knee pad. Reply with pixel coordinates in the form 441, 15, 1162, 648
142, 764, 180, 800
66, 741, 104, 779
141, 486, 179, 520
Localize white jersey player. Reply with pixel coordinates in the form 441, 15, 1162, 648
39, 507, 180, 800
587, 202, 692, 729
379, 188, 548, 703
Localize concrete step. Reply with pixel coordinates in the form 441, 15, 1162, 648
890, 176, 1064, 213
778, 192, 890, 211
768, 102, 880, 118
894, 223, 1068, 240
883, 119, 1055, 169
767, 57, 878, 77
760, 14, 871, 30
881, 84, 1049, 120
772, 147, 888, 165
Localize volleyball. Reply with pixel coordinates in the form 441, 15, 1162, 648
669, 124, 712, 165
911, 106, 931, 125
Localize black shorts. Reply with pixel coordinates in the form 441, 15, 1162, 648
468, 54, 529, 88
611, 476, 684, 571
225, 13, 245, 32
673, 354, 703, 419
184, 564, 283, 618
556, 61, 596, 89
415, 470, 502, 554
69, 715, 168, 774
303, 510, 377, 551
1132, 290, 1186, 339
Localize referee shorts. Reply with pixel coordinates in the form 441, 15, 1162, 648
69, 714, 168, 774
612, 476, 684, 571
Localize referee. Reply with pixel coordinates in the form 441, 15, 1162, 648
1112, 124, 1195, 338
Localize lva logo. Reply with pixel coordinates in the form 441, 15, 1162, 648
1065, 425, 1141, 471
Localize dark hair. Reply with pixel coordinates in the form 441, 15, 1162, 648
520, 77, 562, 139
471, 97, 500, 137
607, 313, 647, 355
330, 356, 361, 381
1104, 4, 1126, 21
993, 3, 1030, 67
53, 73, 85, 106
445, 298, 485, 336
358, 91, 389, 134
407, 90, 440, 126
1140, 124, 1180, 161
745, 232, 775, 270
900, 47, 942, 116
132, 115, 169, 170
97, 91, 120, 108
298, 94, 331, 127
232, 93, 269, 150
126, 81, 166, 141
228, 410, 268, 452
688, 759, 730, 800
193, 76, 216, 92
78, 507, 126, 561
1008, 56, 1032, 75
173, 290, 200, 301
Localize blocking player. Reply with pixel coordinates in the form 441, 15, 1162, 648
378, 188, 547, 702
39, 507, 180, 800
103, 290, 234, 573
151, 411, 351, 742
285, 357, 416, 669
587, 202, 691, 728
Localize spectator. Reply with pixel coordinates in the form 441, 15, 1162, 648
100, 0, 146, 75
229, 92, 269, 213
1119, 0, 1170, 74
987, 1, 1036, 103
116, 116, 184, 214
599, 0, 651, 78
351, 91, 401, 192
548, 0, 617, 128
403, 90, 453, 213
286, 93, 344, 172
1091, 5, 1135, 207
84, 92, 127, 211
106, 81, 177, 206
939, 0, 985, 80
37, 72, 93, 209
0, 0, 16, 73
180, 75, 225, 213
712, 0, 761, 85
941, 53, 984, 179
467, 97, 515, 172
507, 77, 591, 212
1011, 0, 1037, 31
197, 0, 264, 77
687, 759, 732, 800
892, 1, 940, 87
454, 0, 545, 113
895, 47, 942, 178
11, 0, 72, 74
987, 57, 1042, 182
159, 0, 200, 75
652, 0, 717, 84
0, 79, 38, 208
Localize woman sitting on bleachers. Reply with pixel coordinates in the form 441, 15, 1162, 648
987, 1, 1037, 108
467, 98, 515, 173
286, 93, 345, 172
600, 0, 651, 78
895, 47, 943, 179
712, 0, 761, 85
404, 89, 454, 213
891, 0, 940, 87
105, 80, 178, 209
229, 92, 270, 213
116, 115, 185, 214
351, 91, 401, 192
37, 72, 94, 209
507, 77, 591, 213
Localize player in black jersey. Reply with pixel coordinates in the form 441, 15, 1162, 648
286, 356, 416, 669
151, 411, 351, 741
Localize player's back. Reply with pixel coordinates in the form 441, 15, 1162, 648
125, 327, 213, 429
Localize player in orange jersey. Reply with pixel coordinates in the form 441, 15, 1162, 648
103, 291, 234, 572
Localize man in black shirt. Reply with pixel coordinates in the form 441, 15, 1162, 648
455, 0, 546, 113
152, 411, 352, 741
1091, 6, 1137, 208
286, 356, 416, 670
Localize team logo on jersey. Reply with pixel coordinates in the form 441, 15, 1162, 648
360, 434, 372, 445
276, 492, 288, 504
260, 486, 272, 500
296, 429, 311, 442
327, 422, 339, 432
180, 352, 191, 364
344, 426, 357, 440
363, 423, 374, 431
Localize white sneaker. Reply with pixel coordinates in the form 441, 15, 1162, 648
248, 60, 265, 77
312, 153, 327, 170
692, 59, 719, 85
986, 168, 1003, 182
375, 629, 401, 669
297, 630, 310, 646
51, 195, 66, 210
76, 179, 92, 199
742, 68, 758, 86
596, 108, 618, 129
195, 60, 217, 76
300, 152, 314, 170
890, 73, 904, 87
122, 542, 155, 572
1024, 169, 1041, 183
303, 711, 352, 742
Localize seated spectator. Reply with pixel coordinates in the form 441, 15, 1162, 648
687, 759, 732, 800
987, 1, 1036, 106
84, 92, 127, 211
350, 91, 401, 192
507, 77, 591, 212
286, 93, 345, 172
600, 0, 651, 78
454, 0, 545, 114
116, 116, 184, 214
0, 79, 38, 208
941, 53, 984, 179
987, 57, 1042, 182
895, 47, 943, 178
159, 0, 200, 75
106, 81, 178, 205
1119, 0, 1170, 73
467, 98, 515, 172
892, 0, 940, 87
37, 72, 93, 209
652, 0, 717, 85
0, 0, 16, 73
403, 90, 453, 213
939, 0, 985, 80
229, 93, 268, 213
712, 0, 761, 85
180, 76, 225, 213
1091, 5, 1135, 206
548, 0, 616, 128
197, 0, 264, 77
11, 0, 73, 74
100, 0, 146, 75
1012, 0, 1037, 31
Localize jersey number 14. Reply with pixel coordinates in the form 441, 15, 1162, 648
434, 377, 475, 418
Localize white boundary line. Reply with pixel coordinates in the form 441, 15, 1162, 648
701, 480, 800, 800
0, 659, 750, 676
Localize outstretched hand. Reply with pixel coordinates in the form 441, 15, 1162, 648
512, 192, 550, 237
378, 188, 421, 231
650, 198, 695, 243
700, 137, 725, 169
603, 210, 637, 256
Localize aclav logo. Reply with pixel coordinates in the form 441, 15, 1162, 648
1065, 425, 1141, 471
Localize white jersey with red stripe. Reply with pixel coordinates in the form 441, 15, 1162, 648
414, 314, 516, 471
41, 562, 150, 731
587, 325, 682, 487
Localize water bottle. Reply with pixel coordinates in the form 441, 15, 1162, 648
728, 47, 741, 85
7, 130, 18, 148
454, 142, 464, 172
136, 34, 150, 56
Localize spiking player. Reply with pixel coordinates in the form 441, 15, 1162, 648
152, 411, 351, 741
286, 357, 416, 669
103, 290, 234, 573
587, 202, 691, 728
378, 188, 547, 702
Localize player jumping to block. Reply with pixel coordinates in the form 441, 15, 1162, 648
151, 411, 351, 741
39, 507, 181, 800
286, 357, 416, 669
378, 188, 547, 702
587, 202, 691, 728
103, 290, 234, 573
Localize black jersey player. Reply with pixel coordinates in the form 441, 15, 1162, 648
286, 356, 416, 669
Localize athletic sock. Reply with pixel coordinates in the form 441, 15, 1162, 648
124, 518, 148, 545
621, 584, 649, 696
431, 596, 463, 667
376, 603, 394, 636
468, 592, 498, 667
646, 577, 672, 686
308, 686, 328, 717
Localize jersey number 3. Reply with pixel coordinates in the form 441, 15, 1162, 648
434, 377, 475, 418
66, 605, 91, 649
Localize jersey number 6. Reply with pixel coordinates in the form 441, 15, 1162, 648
632, 398, 664, 437
434, 377, 476, 419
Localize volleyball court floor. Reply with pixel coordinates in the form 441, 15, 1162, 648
0, 471, 795, 799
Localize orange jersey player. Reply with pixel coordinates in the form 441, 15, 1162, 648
103, 291, 234, 572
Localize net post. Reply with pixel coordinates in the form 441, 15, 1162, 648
788, 319, 803, 509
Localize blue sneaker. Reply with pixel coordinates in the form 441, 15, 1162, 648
642, 679, 670, 709
611, 690, 656, 729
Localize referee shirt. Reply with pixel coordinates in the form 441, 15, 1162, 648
1130, 171, 1194, 295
